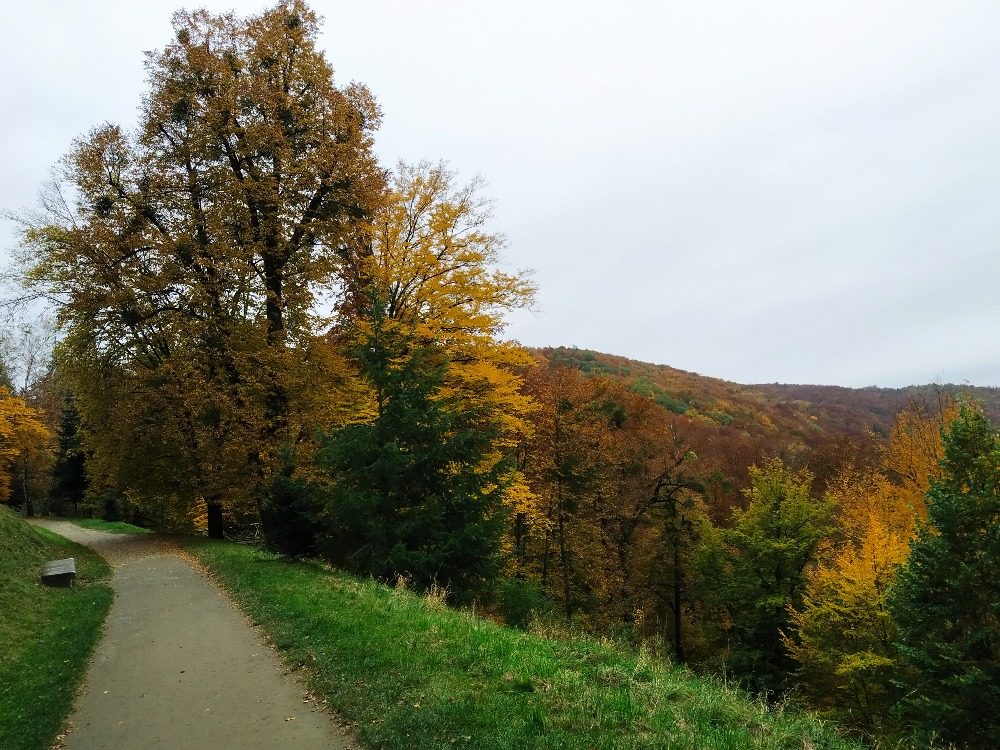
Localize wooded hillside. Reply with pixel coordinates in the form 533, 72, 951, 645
537, 345, 1000, 443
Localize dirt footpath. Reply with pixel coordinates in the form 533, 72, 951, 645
32, 520, 356, 750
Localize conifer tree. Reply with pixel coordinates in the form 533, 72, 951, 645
48, 394, 88, 515
319, 298, 510, 602
888, 403, 1000, 747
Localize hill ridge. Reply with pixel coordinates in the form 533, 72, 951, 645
530, 346, 1000, 440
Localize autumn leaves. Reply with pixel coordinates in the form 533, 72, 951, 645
7, 2, 999, 746
506, 359, 998, 746
0, 388, 50, 505
14, 4, 538, 590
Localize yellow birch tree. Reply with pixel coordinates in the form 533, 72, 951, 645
0, 388, 52, 507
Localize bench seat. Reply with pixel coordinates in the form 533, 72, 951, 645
42, 558, 77, 587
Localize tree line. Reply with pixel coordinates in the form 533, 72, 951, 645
511, 369, 998, 747
3, 2, 997, 747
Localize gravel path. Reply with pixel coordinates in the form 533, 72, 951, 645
32, 520, 357, 750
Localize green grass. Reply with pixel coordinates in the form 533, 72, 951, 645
71, 517, 153, 534
184, 537, 863, 750
0, 506, 114, 750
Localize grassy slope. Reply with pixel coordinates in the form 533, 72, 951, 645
0, 507, 114, 750
185, 538, 861, 750
71, 518, 152, 534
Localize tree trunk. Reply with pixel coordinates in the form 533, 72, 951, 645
673, 517, 685, 663
206, 499, 224, 539
558, 487, 573, 622
23, 458, 34, 517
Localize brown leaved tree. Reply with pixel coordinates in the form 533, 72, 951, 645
15, 1, 383, 537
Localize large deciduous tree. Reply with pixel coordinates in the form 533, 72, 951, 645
717, 459, 834, 695
16, 1, 383, 537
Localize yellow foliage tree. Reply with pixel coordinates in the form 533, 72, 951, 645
788, 397, 961, 730
0, 388, 52, 507
787, 513, 909, 730
879, 396, 961, 502
826, 467, 920, 546
337, 160, 538, 534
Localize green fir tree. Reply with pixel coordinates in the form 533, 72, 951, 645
888, 403, 1000, 748
319, 299, 510, 602
48, 394, 88, 515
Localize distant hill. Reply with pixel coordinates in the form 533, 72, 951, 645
749, 381, 1000, 434
530, 346, 1000, 444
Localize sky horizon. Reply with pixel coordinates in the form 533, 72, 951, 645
3, 1, 1000, 389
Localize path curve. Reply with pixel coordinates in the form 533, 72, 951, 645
33, 520, 357, 750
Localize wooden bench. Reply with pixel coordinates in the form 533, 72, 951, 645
41, 558, 76, 587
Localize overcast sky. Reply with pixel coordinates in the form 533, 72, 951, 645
3, 1, 1000, 388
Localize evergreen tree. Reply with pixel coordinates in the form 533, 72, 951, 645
48, 394, 88, 515
319, 300, 510, 602
888, 403, 1000, 747
261, 451, 325, 558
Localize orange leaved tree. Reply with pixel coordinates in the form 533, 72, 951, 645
787, 398, 960, 731
15, 2, 383, 537
0, 388, 52, 511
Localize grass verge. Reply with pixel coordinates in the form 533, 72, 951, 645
184, 537, 862, 750
0, 507, 114, 750
70, 518, 152, 534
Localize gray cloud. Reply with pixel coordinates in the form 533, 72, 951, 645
3, 1, 1000, 387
